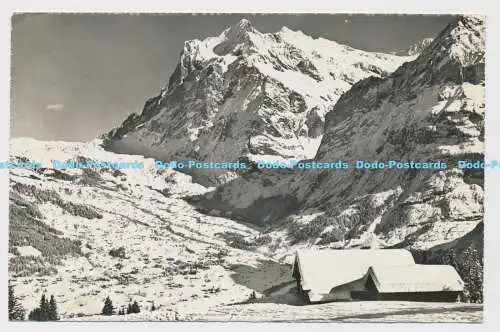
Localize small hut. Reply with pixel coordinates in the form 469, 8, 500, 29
292, 249, 415, 303
352, 264, 464, 302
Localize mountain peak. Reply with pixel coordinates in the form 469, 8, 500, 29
279, 26, 295, 34
105, 18, 411, 184
213, 19, 259, 56
400, 37, 434, 56
425, 14, 484, 68
235, 18, 253, 30
226, 18, 256, 35
384, 15, 485, 88
457, 14, 484, 27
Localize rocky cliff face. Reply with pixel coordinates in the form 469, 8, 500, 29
199, 15, 484, 252
103, 19, 412, 185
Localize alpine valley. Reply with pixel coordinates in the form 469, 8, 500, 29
9, 15, 484, 321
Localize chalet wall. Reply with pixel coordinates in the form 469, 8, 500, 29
309, 278, 366, 302
377, 291, 460, 302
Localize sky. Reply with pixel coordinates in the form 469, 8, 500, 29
11, 13, 456, 141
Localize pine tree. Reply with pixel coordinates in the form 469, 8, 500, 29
126, 303, 132, 314
460, 246, 483, 303
27, 294, 49, 321
8, 285, 25, 321
39, 294, 49, 321
28, 308, 42, 321
125, 301, 140, 314
48, 295, 59, 320
26, 293, 59, 321
151, 302, 156, 312
101, 296, 114, 316
131, 301, 140, 314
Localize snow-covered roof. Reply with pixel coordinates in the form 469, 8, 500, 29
368, 264, 464, 293
293, 249, 415, 294
15, 245, 42, 257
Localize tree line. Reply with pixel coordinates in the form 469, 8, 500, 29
10, 286, 157, 320
9, 286, 60, 321
28, 294, 59, 321
102, 296, 153, 316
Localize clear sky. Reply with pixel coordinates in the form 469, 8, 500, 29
11, 13, 456, 141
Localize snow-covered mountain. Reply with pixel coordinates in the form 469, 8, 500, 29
197, 15, 485, 254
8, 15, 485, 320
103, 19, 413, 184
394, 37, 434, 56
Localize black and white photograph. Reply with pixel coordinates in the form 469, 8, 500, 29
8, 12, 484, 323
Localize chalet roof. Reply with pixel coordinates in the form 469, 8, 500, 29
293, 249, 415, 295
368, 264, 465, 293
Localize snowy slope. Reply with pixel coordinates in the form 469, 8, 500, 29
104, 19, 413, 184
8, 138, 292, 319
200, 15, 485, 253
70, 301, 482, 322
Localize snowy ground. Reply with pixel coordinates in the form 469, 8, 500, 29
9, 138, 292, 319
69, 300, 482, 323
182, 301, 482, 323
